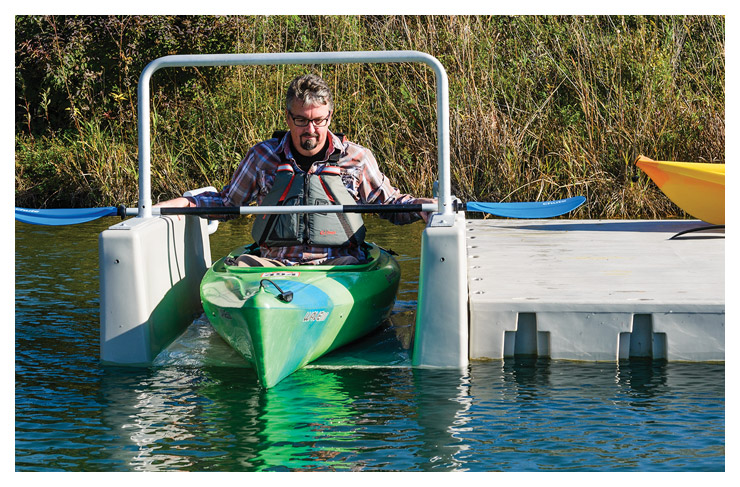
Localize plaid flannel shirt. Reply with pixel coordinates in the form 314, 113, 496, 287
187, 131, 422, 265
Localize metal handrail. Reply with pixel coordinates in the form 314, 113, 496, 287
137, 51, 451, 223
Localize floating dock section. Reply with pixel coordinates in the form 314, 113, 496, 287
467, 219, 724, 362
95, 50, 725, 369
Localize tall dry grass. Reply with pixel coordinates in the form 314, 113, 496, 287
15, 15, 725, 219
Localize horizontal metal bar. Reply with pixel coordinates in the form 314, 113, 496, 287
151, 203, 437, 216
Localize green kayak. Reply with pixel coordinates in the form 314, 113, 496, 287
200, 242, 401, 388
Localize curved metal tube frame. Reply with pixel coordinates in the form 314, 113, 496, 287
137, 51, 451, 223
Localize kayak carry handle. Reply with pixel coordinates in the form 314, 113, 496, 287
260, 279, 293, 303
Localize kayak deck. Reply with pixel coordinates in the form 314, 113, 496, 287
200, 242, 401, 387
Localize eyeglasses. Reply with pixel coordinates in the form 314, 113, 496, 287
288, 110, 332, 127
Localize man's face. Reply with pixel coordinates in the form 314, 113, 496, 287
286, 102, 332, 157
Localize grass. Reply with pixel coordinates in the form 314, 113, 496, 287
15, 15, 725, 219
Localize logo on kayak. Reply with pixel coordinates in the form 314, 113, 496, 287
261, 271, 300, 277
303, 310, 329, 323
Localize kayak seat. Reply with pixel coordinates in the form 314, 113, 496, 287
223, 242, 392, 266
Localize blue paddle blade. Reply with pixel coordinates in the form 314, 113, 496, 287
15, 207, 119, 225
465, 196, 586, 219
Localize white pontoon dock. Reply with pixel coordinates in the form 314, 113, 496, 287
467, 219, 724, 362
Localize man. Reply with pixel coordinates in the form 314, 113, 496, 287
156, 73, 434, 266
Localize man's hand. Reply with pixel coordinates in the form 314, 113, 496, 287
412, 197, 437, 224
154, 197, 193, 208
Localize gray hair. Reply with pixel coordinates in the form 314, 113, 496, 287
286, 74, 334, 112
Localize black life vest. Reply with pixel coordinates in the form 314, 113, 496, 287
250, 132, 366, 248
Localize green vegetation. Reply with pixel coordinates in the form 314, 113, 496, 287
15, 15, 725, 218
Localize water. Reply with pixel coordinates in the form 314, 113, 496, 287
15, 216, 725, 471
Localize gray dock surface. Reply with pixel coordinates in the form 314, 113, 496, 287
466, 219, 724, 362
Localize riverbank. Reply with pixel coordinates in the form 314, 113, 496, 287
15, 15, 725, 219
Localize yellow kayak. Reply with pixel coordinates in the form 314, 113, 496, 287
635, 155, 725, 225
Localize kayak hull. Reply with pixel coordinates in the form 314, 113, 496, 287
200, 243, 401, 388
636, 155, 725, 225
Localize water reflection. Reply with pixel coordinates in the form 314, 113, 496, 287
87, 359, 725, 472
16, 218, 724, 472
97, 367, 204, 470
615, 360, 668, 396
409, 368, 473, 471
462, 359, 724, 471
92, 363, 475, 471
255, 370, 360, 471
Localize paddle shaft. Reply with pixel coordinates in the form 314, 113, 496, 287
16, 197, 584, 225
154, 203, 438, 216
152, 198, 583, 218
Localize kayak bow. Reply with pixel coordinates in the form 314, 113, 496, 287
200, 242, 400, 388
636, 155, 725, 225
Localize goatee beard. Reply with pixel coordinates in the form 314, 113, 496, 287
301, 135, 319, 151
